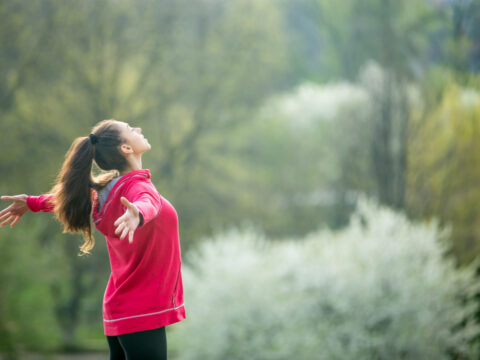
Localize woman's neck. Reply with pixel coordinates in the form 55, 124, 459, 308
120, 155, 143, 176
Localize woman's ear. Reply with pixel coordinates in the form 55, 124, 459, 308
120, 143, 134, 155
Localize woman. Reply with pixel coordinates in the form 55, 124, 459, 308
0, 119, 186, 360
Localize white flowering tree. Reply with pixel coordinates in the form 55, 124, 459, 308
169, 198, 480, 360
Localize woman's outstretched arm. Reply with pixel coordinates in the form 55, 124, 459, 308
0, 193, 56, 228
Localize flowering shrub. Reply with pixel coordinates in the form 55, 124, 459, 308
170, 198, 480, 359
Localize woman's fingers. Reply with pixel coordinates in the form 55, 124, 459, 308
115, 221, 136, 243
0, 216, 14, 227
116, 221, 135, 242
114, 213, 126, 227
121, 197, 139, 214
114, 198, 138, 242
120, 196, 131, 208
115, 221, 126, 235
120, 226, 129, 241
0, 209, 12, 221
0, 196, 19, 202
10, 216, 20, 227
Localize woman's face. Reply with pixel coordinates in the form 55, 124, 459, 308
116, 121, 151, 155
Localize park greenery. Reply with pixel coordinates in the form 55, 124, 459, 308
0, 0, 480, 358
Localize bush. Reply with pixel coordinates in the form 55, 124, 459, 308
169, 198, 480, 360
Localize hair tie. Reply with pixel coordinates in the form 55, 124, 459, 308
89, 133, 98, 145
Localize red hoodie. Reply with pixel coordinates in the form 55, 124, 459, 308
26, 169, 186, 336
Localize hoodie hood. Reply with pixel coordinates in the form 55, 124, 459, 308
92, 169, 151, 237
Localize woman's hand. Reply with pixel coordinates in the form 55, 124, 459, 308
0, 194, 29, 228
114, 196, 141, 244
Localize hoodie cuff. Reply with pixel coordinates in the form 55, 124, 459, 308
27, 195, 44, 212
26, 194, 55, 213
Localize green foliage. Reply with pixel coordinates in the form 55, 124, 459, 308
0, 216, 63, 357
170, 198, 480, 360
284, 0, 446, 81
408, 76, 480, 264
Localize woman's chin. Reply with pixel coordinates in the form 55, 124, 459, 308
139, 143, 151, 154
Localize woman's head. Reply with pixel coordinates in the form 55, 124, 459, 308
113, 120, 151, 157
91, 119, 151, 172
49, 119, 150, 256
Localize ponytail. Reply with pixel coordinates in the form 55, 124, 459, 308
50, 136, 96, 256
49, 119, 127, 256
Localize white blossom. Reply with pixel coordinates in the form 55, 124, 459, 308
170, 198, 480, 360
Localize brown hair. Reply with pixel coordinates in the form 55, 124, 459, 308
49, 119, 128, 256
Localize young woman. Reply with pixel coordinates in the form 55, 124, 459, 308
0, 119, 186, 360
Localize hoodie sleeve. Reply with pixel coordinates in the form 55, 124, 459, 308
124, 181, 162, 226
27, 194, 56, 213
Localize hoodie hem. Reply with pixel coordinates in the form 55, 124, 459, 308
104, 305, 186, 336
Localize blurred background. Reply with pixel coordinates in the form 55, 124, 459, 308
1, 0, 480, 359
